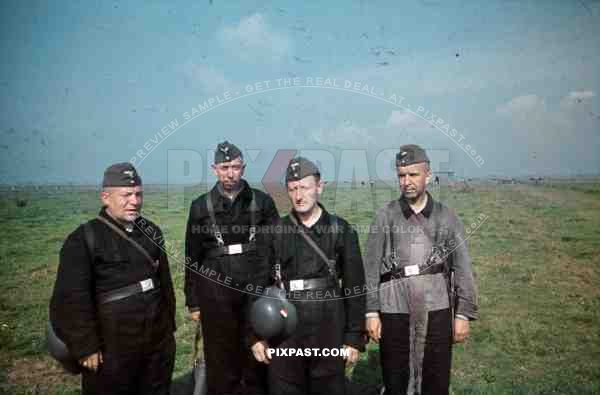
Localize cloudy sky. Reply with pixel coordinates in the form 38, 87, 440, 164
1, 0, 599, 184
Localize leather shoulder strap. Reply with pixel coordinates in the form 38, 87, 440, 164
288, 214, 337, 278
206, 189, 257, 244
206, 191, 217, 227
82, 222, 95, 260
206, 191, 224, 246
329, 214, 339, 251
96, 215, 158, 271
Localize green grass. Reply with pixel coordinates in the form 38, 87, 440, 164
1, 183, 599, 394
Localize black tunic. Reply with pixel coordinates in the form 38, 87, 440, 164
183, 180, 279, 395
184, 180, 279, 307
49, 207, 177, 394
266, 206, 366, 389
272, 206, 366, 350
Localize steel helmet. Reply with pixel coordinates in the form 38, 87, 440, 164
249, 294, 286, 339
250, 286, 298, 339
279, 299, 298, 338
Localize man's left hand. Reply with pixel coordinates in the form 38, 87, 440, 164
453, 318, 470, 343
251, 340, 271, 364
342, 345, 360, 365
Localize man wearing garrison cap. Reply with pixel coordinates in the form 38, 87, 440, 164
251, 157, 366, 394
49, 162, 177, 394
363, 144, 479, 395
184, 141, 279, 395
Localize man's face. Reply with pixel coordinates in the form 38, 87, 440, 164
101, 186, 143, 222
287, 175, 323, 214
397, 162, 431, 200
212, 157, 245, 192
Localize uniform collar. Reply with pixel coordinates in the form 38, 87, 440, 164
398, 191, 434, 219
99, 207, 141, 233
291, 202, 330, 232
210, 179, 251, 208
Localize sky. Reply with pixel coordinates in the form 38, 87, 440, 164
0, 0, 599, 185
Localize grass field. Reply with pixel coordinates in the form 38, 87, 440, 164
1, 182, 599, 394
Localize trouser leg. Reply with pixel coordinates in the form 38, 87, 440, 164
201, 295, 243, 395
308, 372, 345, 395
380, 310, 453, 395
269, 373, 308, 395
379, 313, 410, 395
269, 348, 345, 395
239, 346, 268, 395
81, 369, 97, 395
81, 350, 140, 395
139, 333, 176, 395
420, 309, 452, 395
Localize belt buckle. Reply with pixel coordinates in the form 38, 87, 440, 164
289, 279, 304, 291
226, 244, 243, 255
140, 278, 154, 292
404, 265, 420, 277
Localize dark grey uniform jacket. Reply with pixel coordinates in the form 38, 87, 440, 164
364, 192, 478, 319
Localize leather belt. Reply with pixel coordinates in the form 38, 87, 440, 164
205, 242, 256, 258
380, 263, 445, 283
97, 278, 160, 304
285, 277, 337, 291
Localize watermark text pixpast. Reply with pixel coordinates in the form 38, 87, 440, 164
267, 347, 350, 358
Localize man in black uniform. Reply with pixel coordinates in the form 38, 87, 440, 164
251, 157, 366, 395
184, 141, 279, 395
49, 162, 177, 395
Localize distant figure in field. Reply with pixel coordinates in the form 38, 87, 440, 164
434, 175, 440, 186
364, 144, 479, 395
49, 163, 177, 394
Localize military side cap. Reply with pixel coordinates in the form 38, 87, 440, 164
102, 162, 142, 187
214, 141, 243, 163
396, 144, 430, 166
286, 157, 320, 183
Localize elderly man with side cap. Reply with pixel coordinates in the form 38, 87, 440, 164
251, 157, 366, 395
363, 144, 479, 395
49, 162, 177, 394
184, 141, 279, 395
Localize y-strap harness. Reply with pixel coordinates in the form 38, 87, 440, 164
204, 189, 258, 258
379, 209, 448, 283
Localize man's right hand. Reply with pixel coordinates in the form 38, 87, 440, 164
190, 311, 201, 321
79, 351, 103, 372
251, 340, 271, 364
367, 317, 382, 343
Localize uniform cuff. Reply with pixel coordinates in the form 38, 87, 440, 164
456, 300, 478, 320
344, 332, 365, 352
71, 339, 102, 361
